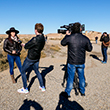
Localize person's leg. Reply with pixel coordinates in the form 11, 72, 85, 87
33, 62, 44, 87
76, 64, 85, 95
65, 63, 76, 96
7, 54, 16, 83
18, 58, 34, 93
15, 56, 22, 73
26, 66, 33, 82
101, 46, 105, 62
103, 47, 107, 62
7, 54, 14, 75
21, 58, 32, 89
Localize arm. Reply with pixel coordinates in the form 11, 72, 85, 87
61, 30, 71, 46
24, 37, 37, 49
102, 41, 109, 47
61, 35, 68, 46
86, 39, 93, 52
100, 35, 104, 42
3, 39, 12, 54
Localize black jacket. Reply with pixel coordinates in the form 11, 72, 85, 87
61, 33, 92, 65
24, 34, 45, 60
3, 37, 22, 56
100, 34, 109, 48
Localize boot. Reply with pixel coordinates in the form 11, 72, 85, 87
10, 74, 16, 83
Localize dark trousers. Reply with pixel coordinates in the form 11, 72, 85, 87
101, 46, 108, 62
7, 54, 22, 75
21, 57, 44, 89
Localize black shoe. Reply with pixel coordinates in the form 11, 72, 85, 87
81, 93, 85, 96
85, 82, 88, 87
68, 95, 71, 98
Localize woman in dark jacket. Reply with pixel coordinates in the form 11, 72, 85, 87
3, 27, 22, 83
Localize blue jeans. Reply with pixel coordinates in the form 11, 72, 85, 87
101, 46, 108, 62
65, 63, 85, 96
7, 54, 22, 75
96, 40, 97, 44
21, 57, 44, 89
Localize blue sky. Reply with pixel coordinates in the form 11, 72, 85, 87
0, 0, 110, 34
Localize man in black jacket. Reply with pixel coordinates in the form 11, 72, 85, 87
100, 32, 110, 64
18, 23, 45, 93
61, 22, 92, 96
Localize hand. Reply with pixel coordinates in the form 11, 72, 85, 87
66, 30, 71, 35
21, 43, 25, 47
12, 50, 16, 54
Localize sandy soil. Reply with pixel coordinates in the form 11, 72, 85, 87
0, 40, 110, 110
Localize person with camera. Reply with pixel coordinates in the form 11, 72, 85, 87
61, 22, 92, 97
100, 32, 110, 64
3, 27, 22, 83
17, 23, 45, 94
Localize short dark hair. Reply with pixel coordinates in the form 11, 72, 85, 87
35, 23, 44, 33
72, 22, 81, 33
103, 32, 107, 34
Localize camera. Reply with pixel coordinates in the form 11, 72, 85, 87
57, 23, 85, 34
17, 39, 22, 44
16, 49, 20, 55
15, 39, 22, 55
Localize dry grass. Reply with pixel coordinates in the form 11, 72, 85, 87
50, 45, 61, 51
49, 38, 63, 40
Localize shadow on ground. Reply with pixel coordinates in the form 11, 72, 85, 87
90, 54, 102, 61
19, 99, 43, 110
56, 91, 84, 110
15, 65, 54, 91
28, 65, 54, 91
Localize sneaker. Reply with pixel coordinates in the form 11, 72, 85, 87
101, 61, 107, 64
39, 86, 46, 92
81, 93, 85, 96
17, 87, 29, 94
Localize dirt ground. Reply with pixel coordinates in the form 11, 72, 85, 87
0, 40, 110, 110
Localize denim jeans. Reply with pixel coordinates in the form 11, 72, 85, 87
65, 63, 85, 96
7, 54, 22, 75
21, 57, 44, 89
101, 46, 108, 62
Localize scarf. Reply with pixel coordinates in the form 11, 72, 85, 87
11, 36, 18, 42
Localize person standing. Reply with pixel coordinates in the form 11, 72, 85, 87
3, 27, 22, 83
17, 23, 45, 93
61, 22, 92, 97
100, 32, 110, 64
95, 36, 98, 44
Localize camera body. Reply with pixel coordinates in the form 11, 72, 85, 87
58, 23, 85, 34
17, 39, 22, 44
15, 49, 20, 55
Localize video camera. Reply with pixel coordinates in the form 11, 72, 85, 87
57, 23, 85, 34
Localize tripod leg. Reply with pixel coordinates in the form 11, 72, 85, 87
62, 64, 68, 87
73, 72, 79, 95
